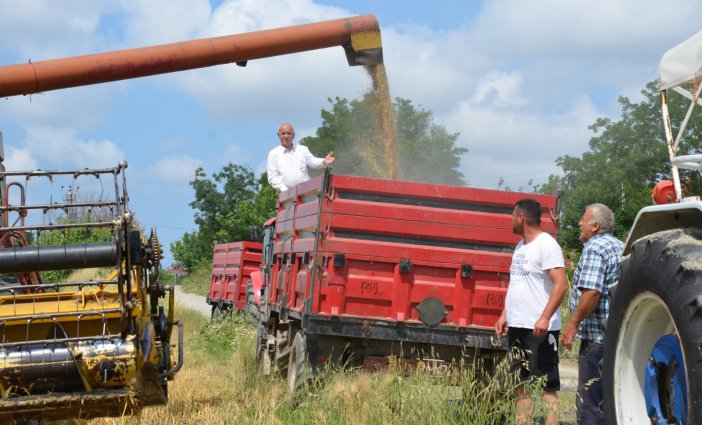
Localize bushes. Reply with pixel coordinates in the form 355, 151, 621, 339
173, 261, 212, 297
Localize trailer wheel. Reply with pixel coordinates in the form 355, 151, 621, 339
287, 332, 311, 394
603, 228, 702, 425
210, 304, 224, 320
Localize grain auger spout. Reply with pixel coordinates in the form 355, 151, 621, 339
0, 14, 383, 98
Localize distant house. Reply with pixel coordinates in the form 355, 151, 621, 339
164, 268, 188, 284
165, 268, 188, 276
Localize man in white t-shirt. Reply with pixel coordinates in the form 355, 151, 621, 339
266, 123, 335, 192
495, 198, 567, 425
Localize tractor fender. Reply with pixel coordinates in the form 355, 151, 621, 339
250, 270, 263, 305
624, 199, 702, 255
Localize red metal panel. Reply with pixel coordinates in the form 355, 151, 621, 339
208, 241, 262, 308
270, 173, 559, 333
320, 239, 512, 271
327, 174, 558, 235
328, 174, 556, 210
324, 214, 519, 248
235, 250, 263, 309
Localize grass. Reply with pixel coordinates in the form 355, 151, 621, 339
85, 307, 575, 425
168, 262, 211, 297
82, 260, 581, 424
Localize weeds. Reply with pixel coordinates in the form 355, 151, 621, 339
196, 313, 257, 357
88, 307, 568, 424
173, 262, 211, 297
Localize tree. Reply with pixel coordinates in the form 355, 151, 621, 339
302, 96, 468, 186
170, 165, 277, 270
552, 81, 702, 249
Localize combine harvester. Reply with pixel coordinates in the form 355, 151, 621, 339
0, 14, 383, 422
0, 153, 179, 422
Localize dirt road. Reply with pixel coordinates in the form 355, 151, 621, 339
174, 285, 211, 318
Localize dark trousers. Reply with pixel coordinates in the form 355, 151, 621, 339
577, 340, 604, 425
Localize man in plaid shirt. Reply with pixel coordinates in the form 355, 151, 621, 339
561, 203, 623, 425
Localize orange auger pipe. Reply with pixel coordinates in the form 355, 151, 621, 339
0, 14, 382, 98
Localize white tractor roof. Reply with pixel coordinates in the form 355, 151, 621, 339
660, 30, 702, 90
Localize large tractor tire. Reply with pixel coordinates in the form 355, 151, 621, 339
287, 332, 311, 394
603, 228, 702, 425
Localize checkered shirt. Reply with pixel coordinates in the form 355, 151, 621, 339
569, 233, 624, 344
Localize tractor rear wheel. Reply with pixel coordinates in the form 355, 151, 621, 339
603, 228, 702, 425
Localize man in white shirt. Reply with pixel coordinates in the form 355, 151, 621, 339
267, 123, 335, 192
495, 198, 568, 425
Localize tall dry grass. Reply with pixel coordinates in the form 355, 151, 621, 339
84, 306, 571, 425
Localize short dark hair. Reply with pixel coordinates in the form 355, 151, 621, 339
515, 198, 542, 226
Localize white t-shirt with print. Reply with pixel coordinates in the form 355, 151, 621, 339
505, 232, 565, 331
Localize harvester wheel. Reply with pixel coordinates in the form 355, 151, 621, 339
603, 228, 702, 425
287, 332, 311, 394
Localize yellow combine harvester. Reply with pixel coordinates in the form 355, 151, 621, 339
0, 141, 182, 423
0, 13, 384, 422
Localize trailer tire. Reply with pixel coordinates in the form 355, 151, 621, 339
603, 228, 702, 425
287, 332, 310, 394
211, 304, 224, 320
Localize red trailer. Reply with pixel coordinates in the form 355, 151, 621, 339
207, 241, 262, 317
250, 172, 558, 391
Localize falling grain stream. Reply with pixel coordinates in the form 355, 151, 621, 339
363, 64, 400, 180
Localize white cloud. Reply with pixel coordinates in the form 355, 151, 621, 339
0, 84, 122, 132
121, 0, 212, 45
205, 0, 345, 36
447, 95, 599, 187
160, 0, 367, 124
150, 155, 202, 185
4, 145, 37, 170
472, 71, 528, 108
0, 0, 117, 58
469, 0, 699, 58
21, 126, 124, 168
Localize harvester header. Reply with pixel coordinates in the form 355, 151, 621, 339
0, 14, 383, 98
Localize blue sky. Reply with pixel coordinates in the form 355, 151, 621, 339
0, 0, 700, 266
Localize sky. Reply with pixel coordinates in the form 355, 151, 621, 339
0, 0, 700, 266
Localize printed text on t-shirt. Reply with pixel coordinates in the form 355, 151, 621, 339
511, 253, 529, 277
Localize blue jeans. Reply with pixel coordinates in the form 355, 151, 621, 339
577, 340, 604, 425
